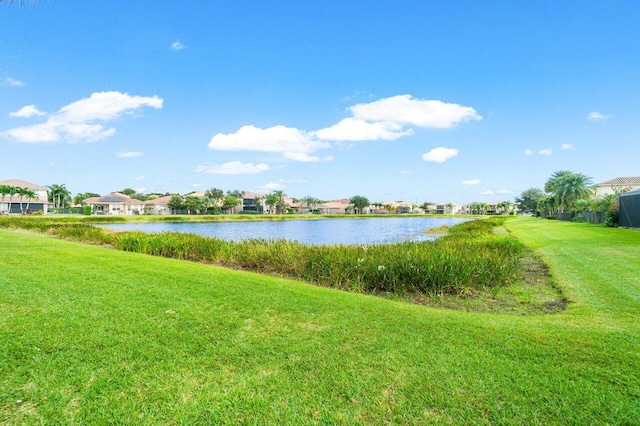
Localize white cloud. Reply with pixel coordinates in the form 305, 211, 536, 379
283, 152, 320, 162
538, 149, 552, 156
481, 190, 494, 195
497, 189, 511, 194
3, 77, 24, 87
561, 144, 575, 150
524, 149, 533, 156
256, 181, 287, 191
208, 125, 329, 161
462, 179, 481, 186
134, 176, 146, 181
206, 94, 481, 162
58, 91, 163, 123
196, 161, 270, 175
4, 91, 163, 143
587, 111, 612, 122
170, 40, 185, 51
314, 118, 412, 141
422, 147, 459, 163
117, 151, 143, 158
349, 94, 482, 128
9, 105, 45, 118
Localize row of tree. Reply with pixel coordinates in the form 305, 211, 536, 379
515, 171, 621, 225
0, 184, 39, 214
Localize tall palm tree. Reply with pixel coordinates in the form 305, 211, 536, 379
544, 170, 573, 193
47, 184, 71, 209
0, 185, 10, 214
301, 195, 318, 213
547, 171, 594, 213
22, 189, 38, 214
6, 186, 19, 214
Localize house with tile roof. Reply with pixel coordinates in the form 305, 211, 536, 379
83, 192, 146, 215
594, 177, 640, 198
0, 179, 51, 214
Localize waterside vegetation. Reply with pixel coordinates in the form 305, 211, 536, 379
0, 216, 522, 299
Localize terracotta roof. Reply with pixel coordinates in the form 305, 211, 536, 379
0, 179, 48, 191
596, 177, 640, 186
84, 192, 144, 204
143, 195, 173, 205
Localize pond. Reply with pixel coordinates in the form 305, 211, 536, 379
101, 217, 469, 245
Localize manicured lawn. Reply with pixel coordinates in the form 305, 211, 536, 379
1, 217, 639, 424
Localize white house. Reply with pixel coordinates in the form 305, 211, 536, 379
0, 179, 50, 214
83, 193, 146, 215
594, 177, 640, 198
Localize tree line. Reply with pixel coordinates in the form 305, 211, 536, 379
0, 184, 39, 214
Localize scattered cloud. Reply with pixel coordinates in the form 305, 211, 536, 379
3, 77, 25, 87
134, 175, 146, 181
524, 149, 533, 156
422, 147, 459, 163
4, 91, 163, 143
283, 152, 321, 162
207, 94, 481, 161
399, 170, 417, 175
587, 111, 612, 122
462, 179, 481, 186
497, 189, 511, 194
9, 105, 46, 118
481, 190, 494, 195
117, 151, 143, 158
195, 161, 269, 175
538, 149, 552, 156
170, 40, 185, 51
256, 181, 286, 191
208, 125, 329, 161
349, 95, 482, 128
314, 118, 411, 141
561, 143, 575, 150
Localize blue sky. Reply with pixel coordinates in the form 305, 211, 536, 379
1, 1, 638, 203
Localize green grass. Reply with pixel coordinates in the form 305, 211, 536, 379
1, 217, 639, 424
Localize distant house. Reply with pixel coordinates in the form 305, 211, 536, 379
314, 199, 350, 214
436, 202, 463, 214
0, 179, 50, 214
83, 193, 146, 215
594, 177, 640, 198
142, 195, 173, 215
240, 192, 263, 213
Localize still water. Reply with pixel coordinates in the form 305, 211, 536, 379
101, 217, 469, 245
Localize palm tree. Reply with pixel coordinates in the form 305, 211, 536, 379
301, 195, 318, 213
47, 184, 71, 209
0, 185, 10, 214
546, 171, 594, 213
544, 170, 573, 193
23, 189, 38, 214
7, 186, 19, 214
497, 201, 513, 214
273, 190, 287, 214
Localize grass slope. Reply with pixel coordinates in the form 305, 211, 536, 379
1, 217, 639, 424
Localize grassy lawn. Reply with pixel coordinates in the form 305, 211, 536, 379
1, 217, 638, 424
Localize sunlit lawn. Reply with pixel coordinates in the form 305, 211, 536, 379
1, 217, 638, 424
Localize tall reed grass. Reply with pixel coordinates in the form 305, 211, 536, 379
0, 216, 522, 296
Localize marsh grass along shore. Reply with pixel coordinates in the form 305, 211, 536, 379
1, 216, 524, 300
